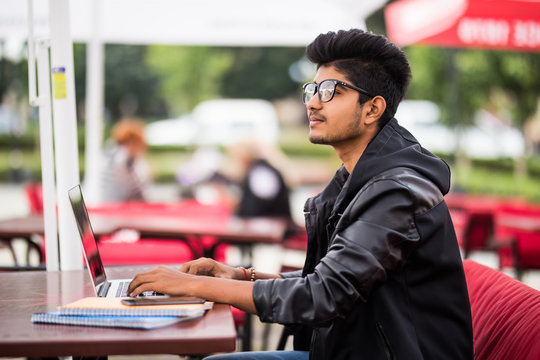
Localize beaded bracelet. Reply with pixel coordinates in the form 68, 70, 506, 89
237, 266, 256, 281
238, 266, 248, 281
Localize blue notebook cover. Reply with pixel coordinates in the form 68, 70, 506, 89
31, 311, 203, 330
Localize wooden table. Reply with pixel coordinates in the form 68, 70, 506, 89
0, 265, 237, 358
0, 215, 121, 268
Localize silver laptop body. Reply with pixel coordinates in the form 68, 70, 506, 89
68, 184, 162, 298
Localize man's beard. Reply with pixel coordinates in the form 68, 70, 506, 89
309, 114, 363, 146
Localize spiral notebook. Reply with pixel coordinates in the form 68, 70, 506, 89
56, 296, 213, 317
31, 312, 190, 330
31, 297, 211, 329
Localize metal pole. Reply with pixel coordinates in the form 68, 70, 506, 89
49, 0, 82, 270
28, 0, 59, 271
36, 38, 60, 271
27, 0, 38, 107
84, 0, 105, 205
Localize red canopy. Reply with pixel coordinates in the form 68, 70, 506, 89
385, 0, 540, 51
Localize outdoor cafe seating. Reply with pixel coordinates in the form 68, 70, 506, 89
445, 192, 540, 280
14, 183, 540, 352
20, 183, 255, 349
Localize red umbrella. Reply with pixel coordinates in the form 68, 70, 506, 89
385, 0, 540, 51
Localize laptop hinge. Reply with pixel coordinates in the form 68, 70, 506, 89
98, 281, 110, 297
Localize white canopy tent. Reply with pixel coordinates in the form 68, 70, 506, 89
2, 0, 385, 48
0, 0, 386, 270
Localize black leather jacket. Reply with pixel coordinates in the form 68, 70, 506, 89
253, 119, 473, 359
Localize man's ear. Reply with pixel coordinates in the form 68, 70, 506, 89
364, 96, 386, 125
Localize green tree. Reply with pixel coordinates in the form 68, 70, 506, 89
406, 46, 540, 132
73, 44, 167, 122
145, 46, 234, 115
220, 47, 305, 100
457, 50, 539, 131
105, 45, 166, 119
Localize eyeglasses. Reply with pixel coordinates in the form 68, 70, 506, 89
302, 79, 374, 105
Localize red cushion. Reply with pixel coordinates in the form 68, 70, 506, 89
463, 259, 540, 360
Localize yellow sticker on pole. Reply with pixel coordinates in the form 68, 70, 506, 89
52, 67, 67, 100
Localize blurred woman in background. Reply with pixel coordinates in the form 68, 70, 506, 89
100, 117, 152, 203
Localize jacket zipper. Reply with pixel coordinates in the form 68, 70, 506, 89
376, 322, 395, 360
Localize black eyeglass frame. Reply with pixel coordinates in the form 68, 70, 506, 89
302, 79, 374, 105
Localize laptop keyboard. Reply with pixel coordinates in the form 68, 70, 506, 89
115, 280, 164, 297
116, 281, 131, 297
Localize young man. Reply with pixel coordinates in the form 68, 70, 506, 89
128, 29, 473, 360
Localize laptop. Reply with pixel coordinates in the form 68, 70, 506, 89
68, 184, 164, 298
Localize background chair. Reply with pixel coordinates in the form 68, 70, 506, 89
493, 202, 540, 280
445, 193, 499, 258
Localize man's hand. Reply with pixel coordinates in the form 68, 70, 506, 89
127, 261, 258, 314
128, 265, 195, 297
180, 257, 243, 280
127, 258, 245, 298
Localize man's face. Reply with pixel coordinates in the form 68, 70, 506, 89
306, 65, 366, 148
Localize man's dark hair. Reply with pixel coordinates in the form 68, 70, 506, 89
306, 29, 412, 128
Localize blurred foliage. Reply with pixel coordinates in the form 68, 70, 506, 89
145, 46, 305, 115
72, 44, 305, 122
220, 47, 306, 100
0, 56, 28, 104
145, 46, 234, 115
405, 46, 540, 130
74, 44, 168, 122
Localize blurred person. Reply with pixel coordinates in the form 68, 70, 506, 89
224, 140, 295, 272
175, 146, 226, 200
128, 29, 473, 360
100, 117, 151, 202
187, 140, 294, 221
227, 140, 292, 221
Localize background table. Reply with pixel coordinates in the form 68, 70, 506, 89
0, 202, 289, 267
0, 265, 237, 358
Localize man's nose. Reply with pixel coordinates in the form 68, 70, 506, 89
306, 94, 322, 110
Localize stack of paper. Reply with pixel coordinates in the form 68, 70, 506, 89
31, 297, 213, 330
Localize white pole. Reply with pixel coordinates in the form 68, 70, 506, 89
49, 0, 82, 270
28, 0, 59, 271
84, 0, 105, 205
27, 0, 38, 107
36, 38, 60, 271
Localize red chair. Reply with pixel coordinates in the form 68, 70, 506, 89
494, 201, 540, 280
463, 259, 540, 360
445, 193, 499, 258
25, 182, 44, 214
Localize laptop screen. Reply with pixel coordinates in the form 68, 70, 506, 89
68, 185, 106, 288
